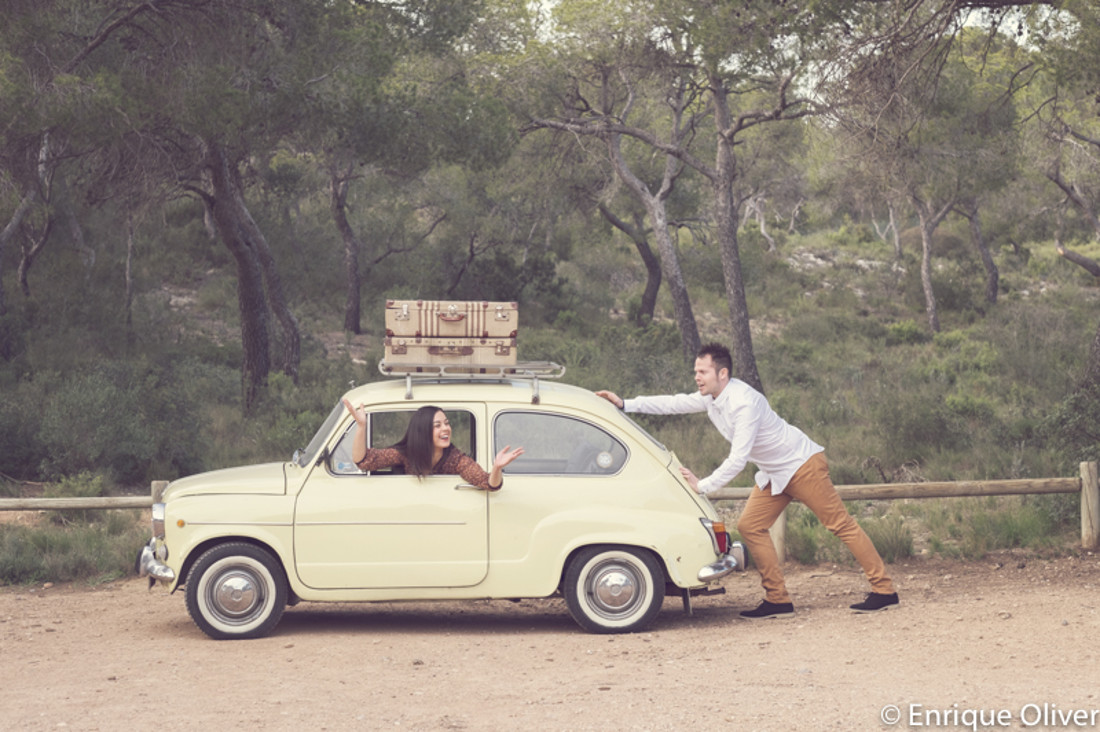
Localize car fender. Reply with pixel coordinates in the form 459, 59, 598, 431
498, 506, 717, 594
162, 494, 296, 591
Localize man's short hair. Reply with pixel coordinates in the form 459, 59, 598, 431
697, 343, 733, 378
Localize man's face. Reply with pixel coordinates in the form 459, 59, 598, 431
693, 355, 727, 398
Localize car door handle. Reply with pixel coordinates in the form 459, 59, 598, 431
454, 483, 484, 491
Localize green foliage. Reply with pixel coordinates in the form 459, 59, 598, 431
904, 496, 1073, 560
885, 320, 928, 346
861, 515, 915, 564
42, 471, 107, 525
1043, 381, 1100, 467
0, 511, 147, 585
35, 360, 207, 484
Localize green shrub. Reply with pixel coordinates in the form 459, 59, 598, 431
0, 382, 44, 480
0, 511, 147, 585
36, 359, 208, 485
43, 471, 108, 525
861, 515, 915, 563
885, 320, 929, 346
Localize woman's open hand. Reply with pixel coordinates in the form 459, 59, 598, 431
493, 445, 525, 471
341, 398, 367, 427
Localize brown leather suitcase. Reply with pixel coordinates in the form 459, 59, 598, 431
383, 300, 519, 366
385, 300, 518, 340
383, 336, 517, 365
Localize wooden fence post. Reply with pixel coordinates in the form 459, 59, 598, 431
1082, 462, 1099, 551
770, 507, 787, 561
151, 480, 168, 504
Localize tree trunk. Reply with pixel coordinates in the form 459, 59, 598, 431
912, 197, 953, 334
597, 204, 661, 325
125, 215, 135, 330
207, 144, 300, 384
244, 210, 300, 384
18, 216, 51, 297
712, 81, 764, 393
1054, 245, 1100, 388
331, 170, 363, 334
889, 203, 902, 260
0, 189, 40, 316
606, 133, 700, 365
960, 201, 998, 305
205, 143, 273, 410
647, 200, 701, 364
1087, 319, 1100, 391
715, 185, 764, 393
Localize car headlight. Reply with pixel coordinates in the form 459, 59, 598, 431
151, 503, 166, 540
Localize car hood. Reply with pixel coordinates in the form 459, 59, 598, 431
162, 462, 288, 500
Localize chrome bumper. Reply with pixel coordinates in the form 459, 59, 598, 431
697, 541, 746, 583
137, 539, 175, 583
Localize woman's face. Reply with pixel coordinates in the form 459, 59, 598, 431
431, 410, 451, 452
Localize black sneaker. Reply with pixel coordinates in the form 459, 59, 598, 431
739, 600, 794, 619
850, 592, 899, 613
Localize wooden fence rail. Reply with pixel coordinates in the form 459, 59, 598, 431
2, 463, 1097, 556
710, 461, 1099, 558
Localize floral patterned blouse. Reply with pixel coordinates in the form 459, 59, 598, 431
355, 446, 500, 491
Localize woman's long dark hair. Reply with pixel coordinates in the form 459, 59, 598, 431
393, 405, 448, 479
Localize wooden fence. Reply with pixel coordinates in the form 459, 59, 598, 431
709, 461, 1099, 558
1, 463, 1097, 557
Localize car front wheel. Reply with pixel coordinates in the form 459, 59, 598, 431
563, 545, 665, 634
185, 542, 288, 640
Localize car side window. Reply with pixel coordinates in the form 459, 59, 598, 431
330, 409, 475, 476
494, 412, 627, 475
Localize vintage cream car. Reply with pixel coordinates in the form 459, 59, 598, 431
138, 365, 742, 639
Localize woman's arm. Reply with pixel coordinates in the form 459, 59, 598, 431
342, 398, 369, 464
342, 398, 408, 472
488, 445, 525, 489
447, 445, 525, 491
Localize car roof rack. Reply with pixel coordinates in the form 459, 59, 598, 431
377, 360, 566, 403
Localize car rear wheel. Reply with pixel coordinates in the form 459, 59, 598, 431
563, 545, 665, 634
185, 543, 288, 640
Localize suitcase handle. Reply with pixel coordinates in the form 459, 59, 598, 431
438, 313, 467, 322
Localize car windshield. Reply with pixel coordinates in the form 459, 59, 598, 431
294, 402, 345, 467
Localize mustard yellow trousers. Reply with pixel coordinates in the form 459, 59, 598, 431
736, 452, 895, 604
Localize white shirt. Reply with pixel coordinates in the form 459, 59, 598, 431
624, 379, 823, 496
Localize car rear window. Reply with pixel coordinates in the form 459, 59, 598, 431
494, 412, 627, 475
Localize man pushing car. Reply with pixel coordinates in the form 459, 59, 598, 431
597, 342, 899, 618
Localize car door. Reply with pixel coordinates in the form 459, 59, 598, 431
293, 405, 489, 589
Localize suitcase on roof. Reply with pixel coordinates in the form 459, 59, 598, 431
383, 300, 518, 366
385, 300, 518, 340
383, 336, 516, 366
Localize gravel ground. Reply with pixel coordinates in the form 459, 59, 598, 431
2, 552, 1099, 731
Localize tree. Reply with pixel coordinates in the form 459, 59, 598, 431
518, 1, 704, 364
0, 0, 169, 316
829, 15, 1024, 332
4, 0, 492, 408
1023, 0, 1100, 387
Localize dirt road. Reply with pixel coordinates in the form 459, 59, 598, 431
2, 553, 1099, 731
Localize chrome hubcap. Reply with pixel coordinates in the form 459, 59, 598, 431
589, 562, 643, 617
211, 571, 263, 620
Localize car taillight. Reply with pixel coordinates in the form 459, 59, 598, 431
700, 518, 730, 554
713, 521, 730, 553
